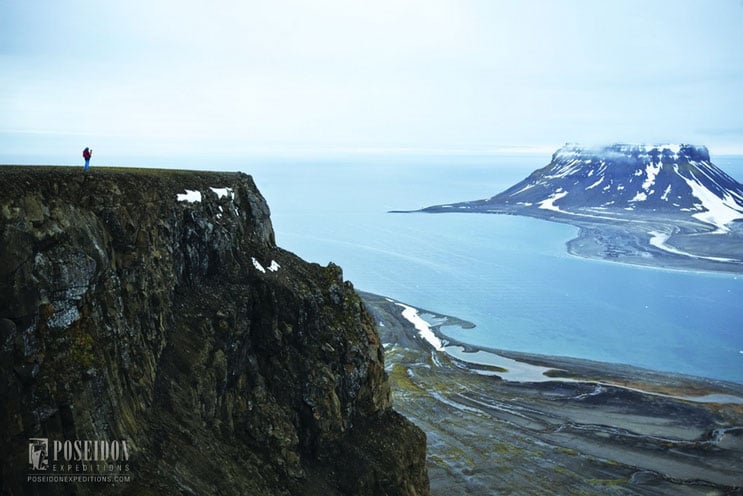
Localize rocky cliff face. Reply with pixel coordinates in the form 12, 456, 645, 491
0, 167, 428, 496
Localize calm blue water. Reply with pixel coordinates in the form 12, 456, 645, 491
245, 153, 743, 384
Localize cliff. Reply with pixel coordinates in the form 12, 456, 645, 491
0, 166, 428, 495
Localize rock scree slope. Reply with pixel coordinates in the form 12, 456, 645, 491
0, 166, 428, 496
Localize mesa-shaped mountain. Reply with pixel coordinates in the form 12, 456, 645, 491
0, 167, 428, 495
419, 144, 743, 271
426, 144, 743, 233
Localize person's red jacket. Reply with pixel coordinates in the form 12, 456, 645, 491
83, 148, 92, 160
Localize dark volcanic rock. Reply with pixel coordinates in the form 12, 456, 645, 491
0, 166, 428, 496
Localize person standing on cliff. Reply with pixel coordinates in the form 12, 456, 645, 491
82, 147, 92, 171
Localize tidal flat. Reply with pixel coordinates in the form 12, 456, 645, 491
359, 292, 743, 495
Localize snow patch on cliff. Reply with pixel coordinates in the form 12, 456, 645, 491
177, 190, 202, 203
210, 187, 234, 199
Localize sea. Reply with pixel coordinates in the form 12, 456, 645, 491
246, 153, 743, 385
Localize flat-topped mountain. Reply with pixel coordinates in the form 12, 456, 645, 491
426, 144, 743, 233
419, 144, 743, 272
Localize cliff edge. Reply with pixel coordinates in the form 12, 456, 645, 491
0, 166, 428, 495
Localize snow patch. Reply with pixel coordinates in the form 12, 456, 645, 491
661, 185, 671, 201
642, 162, 662, 192
538, 190, 568, 212
177, 190, 202, 203
630, 192, 647, 202
585, 177, 604, 190
396, 303, 445, 351
680, 172, 743, 232
251, 257, 266, 273
210, 187, 234, 199
251, 258, 280, 273
547, 159, 582, 179
510, 183, 537, 195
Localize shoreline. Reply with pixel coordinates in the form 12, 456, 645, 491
360, 291, 743, 402
565, 221, 743, 276
407, 207, 743, 275
534, 212, 743, 275
359, 291, 743, 494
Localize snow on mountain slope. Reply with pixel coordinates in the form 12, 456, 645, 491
491, 144, 743, 232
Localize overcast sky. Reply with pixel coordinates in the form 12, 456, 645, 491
2, 0, 742, 164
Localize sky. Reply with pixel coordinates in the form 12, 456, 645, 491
1, 0, 743, 165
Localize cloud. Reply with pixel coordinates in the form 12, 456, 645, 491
2, 0, 743, 159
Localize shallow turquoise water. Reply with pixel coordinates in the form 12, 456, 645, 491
245, 154, 743, 384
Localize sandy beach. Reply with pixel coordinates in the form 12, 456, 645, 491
359, 291, 743, 495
